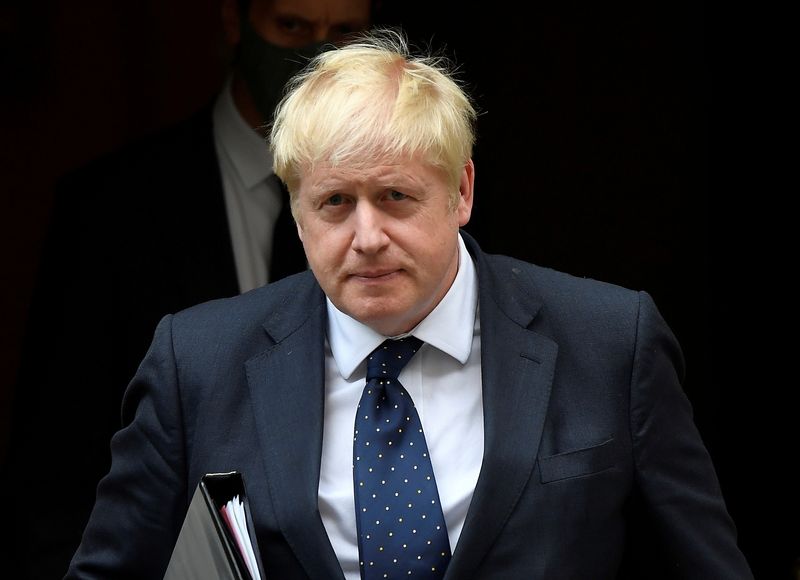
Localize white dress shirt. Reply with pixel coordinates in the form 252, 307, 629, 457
318, 234, 485, 579
213, 78, 285, 293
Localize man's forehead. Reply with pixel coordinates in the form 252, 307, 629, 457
306, 163, 409, 183
304, 161, 415, 188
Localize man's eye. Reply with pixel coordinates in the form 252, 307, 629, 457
277, 17, 309, 36
325, 194, 344, 206
388, 191, 408, 201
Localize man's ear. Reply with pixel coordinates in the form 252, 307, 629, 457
221, 0, 242, 46
456, 158, 475, 227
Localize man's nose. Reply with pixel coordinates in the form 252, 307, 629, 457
314, 26, 330, 43
350, 203, 389, 254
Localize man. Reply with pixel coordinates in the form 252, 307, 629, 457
4, 1, 372, 577
67, 31, 752, 578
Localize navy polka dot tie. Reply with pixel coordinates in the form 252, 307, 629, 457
353, 337, 451, 579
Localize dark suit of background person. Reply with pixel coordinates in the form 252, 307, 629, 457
65, 233, 752, 579
1, 1, 373, 577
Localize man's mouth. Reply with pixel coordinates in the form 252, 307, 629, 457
350, 269, 401, 280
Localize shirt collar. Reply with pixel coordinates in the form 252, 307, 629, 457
212, 76, 274, 189
327, 234, 478, 380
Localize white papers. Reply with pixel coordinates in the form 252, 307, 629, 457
219, 495, 262, 580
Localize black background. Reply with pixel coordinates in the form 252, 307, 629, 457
1, 1, 795, 577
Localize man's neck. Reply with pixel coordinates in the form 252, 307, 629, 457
230, 72, 267, 135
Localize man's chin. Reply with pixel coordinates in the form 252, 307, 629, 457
340, 301, 416, 336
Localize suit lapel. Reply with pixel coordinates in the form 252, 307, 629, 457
445, 235, 558, 579
245, 277, 345, 579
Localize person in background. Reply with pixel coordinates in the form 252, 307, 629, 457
3, 1, 372, 577
67, 30, 752, 579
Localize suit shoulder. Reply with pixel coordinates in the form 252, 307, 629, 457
480, 251, 650, 346
483, 254, 663, 365
56, 107, 217, 208
48, 107, 223, 251
487, 252, 640, 308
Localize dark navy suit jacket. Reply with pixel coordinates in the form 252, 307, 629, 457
66, 234, 752, 579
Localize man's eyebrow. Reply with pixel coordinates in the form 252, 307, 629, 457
272, 10, 314, 22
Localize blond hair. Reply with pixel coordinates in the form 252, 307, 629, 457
270, 29, 476, 213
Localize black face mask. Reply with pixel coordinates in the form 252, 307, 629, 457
237, 19, 328, 124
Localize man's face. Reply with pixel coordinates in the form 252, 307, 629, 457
251, 0, 371, 47
225, 0, 372, 125
295, 157, 474, 336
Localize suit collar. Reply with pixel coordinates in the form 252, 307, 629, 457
258, 272, 324, 343
461, 230, 544, 329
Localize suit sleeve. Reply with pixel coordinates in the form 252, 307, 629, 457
629, 291, 753, 579
65, 315, 189, 579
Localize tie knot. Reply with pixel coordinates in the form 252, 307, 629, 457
366, 337, 423, 381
